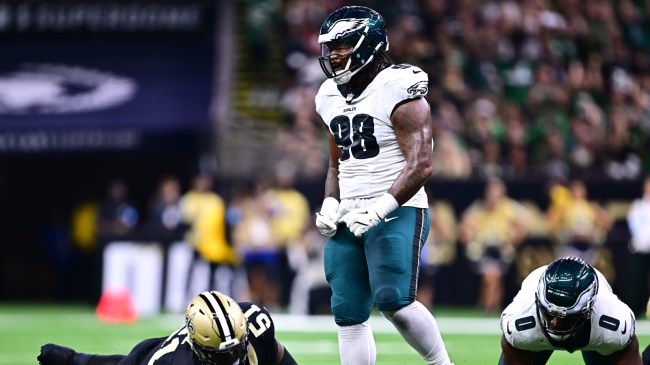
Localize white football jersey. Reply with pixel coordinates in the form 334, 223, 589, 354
501, 266, 635, 356
315, 64, 430, 209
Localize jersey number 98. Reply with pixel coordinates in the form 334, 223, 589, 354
330, 114, 379, 160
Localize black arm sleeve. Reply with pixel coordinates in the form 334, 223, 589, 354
78, 338, 163, 365
277, 346, 298, 365
80, 355, 125, 365
36, 344, 125, 365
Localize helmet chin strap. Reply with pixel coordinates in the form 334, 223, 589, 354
332, 41, 385, 85
333, 56, 371, 84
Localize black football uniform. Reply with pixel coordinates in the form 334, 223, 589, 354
119, 302, 278, 365
38, 302, 281, 365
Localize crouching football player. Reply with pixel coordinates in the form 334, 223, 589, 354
499, 256, 641, 365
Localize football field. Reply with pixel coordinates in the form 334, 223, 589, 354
2, 305, 649, 365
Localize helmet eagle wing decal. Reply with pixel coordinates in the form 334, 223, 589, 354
318, 18, 369, 43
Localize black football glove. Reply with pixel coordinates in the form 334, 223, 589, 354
38, 344, 76, 365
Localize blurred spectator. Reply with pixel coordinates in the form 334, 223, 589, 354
525, 63, 570, 118
40, 208, 73, 300
242, 0, 275, 66
430, 130, 472, 179
143, 175, 184, 245
69, 196, 99, 303
288, 223, 330, 315
71, 199, 98, 256
565, 58, 605, 107
276, 81, 328, 179
180, 173, 238, 300
502, 103, 528, 148
417, 195, 458, 309
432, 99, 464, 134
273, 123, 327, 180
618, 0, 649, 51
546, 178, 614, 279
232, 173, 282, 309
502, 105, 532, 180
603, 108, 643, 181
97, 179, 139, 242
475, 137, 504, 180
264, 162, 311, 307
567, 104, 605, 178
539, 129, 571, 181
459, 178, 531, 312
94, 179, 139, 305
503, 144, 530, 180
466, 97, 505, 158
627, 176, 650, 315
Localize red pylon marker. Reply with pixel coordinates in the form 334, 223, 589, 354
95, 288, 138, 323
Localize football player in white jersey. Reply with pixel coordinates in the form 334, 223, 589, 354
499, 256, 641, 364
314, 5, 453, 365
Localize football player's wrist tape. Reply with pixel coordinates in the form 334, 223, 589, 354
320, 197, 339, 217
315, 197, 340, 237
341, 193, 399, 237
372, 193, 399, 220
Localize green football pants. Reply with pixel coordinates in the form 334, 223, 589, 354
324, 206, 429, 326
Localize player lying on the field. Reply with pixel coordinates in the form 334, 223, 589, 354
37, 291, 298, 365
499, 256, 641, 365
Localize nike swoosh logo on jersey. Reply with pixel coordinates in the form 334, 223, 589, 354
621, 321, 627, 334
412, 70, 422, 74
384, 216, 399, 222
506, 322, 512, 335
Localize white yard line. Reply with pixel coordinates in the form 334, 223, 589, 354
2, 312, 650, 335
271, 314, 650, 335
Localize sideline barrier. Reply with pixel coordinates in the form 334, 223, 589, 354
101, 241, 194, 316
164, 242, 194, 313
101, 241, 164, 317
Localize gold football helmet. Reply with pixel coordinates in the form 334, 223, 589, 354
185, 291, 249, 365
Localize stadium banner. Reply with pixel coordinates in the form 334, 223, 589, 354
0, 1, 216, 152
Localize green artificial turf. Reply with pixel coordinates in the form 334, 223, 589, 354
1, 305, 647, 365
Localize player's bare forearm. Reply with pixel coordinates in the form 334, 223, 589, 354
324, 133, 341, 200
613, 335, 642, 365
389, 97, 433, 204
324, 165, 340, 200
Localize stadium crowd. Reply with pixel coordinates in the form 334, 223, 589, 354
277, 0, 650, 182
39, 0, 650, 320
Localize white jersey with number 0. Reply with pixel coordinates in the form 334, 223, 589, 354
501, 266, 635, 356
315, 64, 429, 209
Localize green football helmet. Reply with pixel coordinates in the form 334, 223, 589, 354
318, 6, 389, 85
535, 257, 598, 342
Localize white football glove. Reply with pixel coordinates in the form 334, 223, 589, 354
315, 197, 340, 237
341, 193, 399, 237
